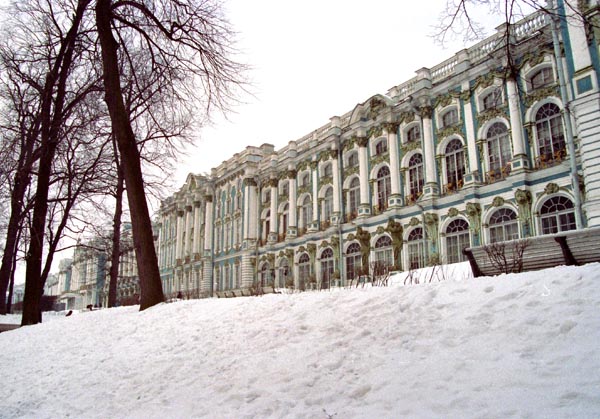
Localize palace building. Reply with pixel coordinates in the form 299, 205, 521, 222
155, 4, 600, 298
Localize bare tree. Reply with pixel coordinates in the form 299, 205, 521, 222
95, 0, 246, 310
483, 239, 530, 274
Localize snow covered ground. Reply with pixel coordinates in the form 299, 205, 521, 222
1, 263, 599, 418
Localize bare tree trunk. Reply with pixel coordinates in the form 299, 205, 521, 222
5, 228, 20, 314
96, 0, 164, 310
21, 0, 89, 326
0, 159, 35, 314
108, 159, 124, 308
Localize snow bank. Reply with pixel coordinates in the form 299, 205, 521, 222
1, 263, 599, 418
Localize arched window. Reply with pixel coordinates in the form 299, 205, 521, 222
530, 67, 554, 90
260, 262, 272, 286
408, 153, 424, 201
301, 196, 312, 229
301, 173, 310, 187
445, 219, 470, 264
486, 122, 512, 182
540, 196, 576, 234
482, 88, 502, 110
323, 187, 333, 222
348, 177, 360, 219
374, 236, 393, 267
262, 210, 270, 241
442, 108, 459, 127
298, 253, 311, 286
320, 248, 335, 285
345, 243, 361, 280
376, 166, 391, 211
323, 163, 333, 177
375, 139, 388, 155
535, 103, 565, 166
280, 204, 289, 238
445, 139, 465, 191
489, 208, 519, 242
406, 125, 421, 143
408, 228, 428, 270
347, 152, 359, 168
278, 258, 290, 288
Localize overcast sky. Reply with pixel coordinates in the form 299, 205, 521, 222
174, 0, 508, 186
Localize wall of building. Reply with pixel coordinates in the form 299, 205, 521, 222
156, 7, 600, 297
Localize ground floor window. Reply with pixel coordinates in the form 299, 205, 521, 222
345, 243, 362, 280
408, 227, 428, 270
445, 219, 470, 264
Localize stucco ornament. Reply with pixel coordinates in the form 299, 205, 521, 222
515, 188, 533, 236
423, 213, 439, 242
465, 202, 482, 234
356, 227, 371, 267
491, 196, 505, 207
544, 182, 560, 195
448, 207, 459, 218
386, 218, 404, 266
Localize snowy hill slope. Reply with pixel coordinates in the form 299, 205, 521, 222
1, 263, 599, 418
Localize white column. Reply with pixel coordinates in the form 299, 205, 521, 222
157, 222, 163, 267
175, 208, 184, 260
311, 162, 319, 223
184, 205, 192, 257
421, 107, 439, 195
385, 122, 401, 205
506, 77, 530, 173
269, 181, 278, 238
507, 78, 526, 157
243, 178, 257, 240
192, 201, 201, 254
332, 154, 341, 214
358, 139, 370, 205
204, 196, 213, 252
461, 86, 480, 180
288, 170, 297, 230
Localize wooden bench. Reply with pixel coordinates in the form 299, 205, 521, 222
463, 227, 600, 277
0, 324, 20, 333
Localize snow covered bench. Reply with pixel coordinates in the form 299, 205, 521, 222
463, 227, 600, 277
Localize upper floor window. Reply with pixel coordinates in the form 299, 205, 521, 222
281, 181, 289, 196
406, 125, 421, 143
375, 139, 388, 155
486, 122, 512, 178
530, 67, 554, 90
347, 177, 360, 217
442, 108, 459, 127
322, 163, 332, 177
408, 153, 424, 199
535, 103, 565, 165
376, 166, 391, 210
347, 152, 359, 167
300, 173, 310, 187
445, 139, 465, 189
482, 88, 502, 111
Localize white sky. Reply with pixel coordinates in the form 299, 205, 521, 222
174, 0, 505, 186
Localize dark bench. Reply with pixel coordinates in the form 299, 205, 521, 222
0, 323, 20, 333
463, 227, 600, 277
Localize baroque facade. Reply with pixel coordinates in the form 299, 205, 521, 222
157, 4, 600, 297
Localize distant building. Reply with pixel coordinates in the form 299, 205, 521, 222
155, 5, 600, 297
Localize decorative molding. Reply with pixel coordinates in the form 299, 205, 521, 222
420, 106, 433, 119
491, 196, 505, 207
